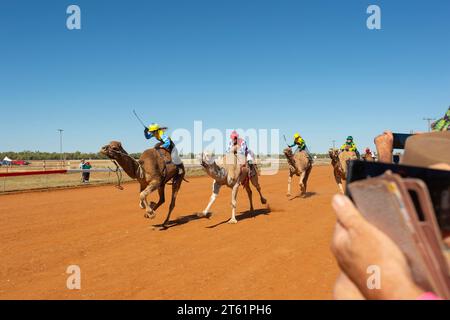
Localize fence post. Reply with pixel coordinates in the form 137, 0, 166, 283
2, 166, 7, 192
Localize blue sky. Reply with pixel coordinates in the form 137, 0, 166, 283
1, 0, 449, 154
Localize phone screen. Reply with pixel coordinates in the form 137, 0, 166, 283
392, 133, 413, 149
347, 160, 450, 232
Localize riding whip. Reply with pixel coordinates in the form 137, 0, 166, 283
132, 109, 148, 129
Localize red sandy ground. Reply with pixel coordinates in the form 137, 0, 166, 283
0, 166, 339, 299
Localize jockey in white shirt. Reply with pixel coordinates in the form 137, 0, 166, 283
226, 130, 256, 175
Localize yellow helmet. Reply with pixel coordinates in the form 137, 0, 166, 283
148, 123, 160, 132
293, 133, 301, 139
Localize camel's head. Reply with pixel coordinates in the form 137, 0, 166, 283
200, 152, 215, 168
100, 141, 127, 160
283, 147, 293, 158
200, 152, 222, 177
328, 148, 339, 161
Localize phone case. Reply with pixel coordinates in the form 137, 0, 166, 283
348, 172, 450, 299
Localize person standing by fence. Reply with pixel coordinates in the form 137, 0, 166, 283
79, 159, 92, 183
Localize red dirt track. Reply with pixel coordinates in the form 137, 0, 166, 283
0, 166, 338, 299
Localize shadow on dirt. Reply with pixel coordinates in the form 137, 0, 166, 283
153, 212, 212, 230
206, 207, 271, 229
288, 191, 317, 201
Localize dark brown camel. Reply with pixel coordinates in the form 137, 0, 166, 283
100, 141, 185, 229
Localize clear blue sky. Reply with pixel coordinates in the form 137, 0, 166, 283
1, 0, 449, 154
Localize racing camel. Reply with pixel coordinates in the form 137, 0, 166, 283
284, 147, 313, 198
362, 150, 375, 161
100, 141, 186, 229
199, 147, 267, 224
328, 148, 358, 193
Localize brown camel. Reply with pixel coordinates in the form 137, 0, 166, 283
328, 148, 358, 193
199, 148, 267, 224
100, 141, 185, 229
283, 147, 313, 198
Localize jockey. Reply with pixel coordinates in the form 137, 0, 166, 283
340, 136, 360, 158
289, 133, 313, 160
226, 130, 256, 175
144, 123, 184, 175
365, 148, 374, 158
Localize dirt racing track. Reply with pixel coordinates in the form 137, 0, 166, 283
0, 166, 339, 299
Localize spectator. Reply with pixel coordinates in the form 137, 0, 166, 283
79, 159, 92, 183
431, 106, 450, 131
375, 106, 450, 163
83, 161, 92, 183
332, 131, 450, 300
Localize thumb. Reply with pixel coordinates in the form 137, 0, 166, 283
332, 194, 364, 230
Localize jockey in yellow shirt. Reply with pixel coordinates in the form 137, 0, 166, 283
340, 136, 360, 158
289, 133, 313, 160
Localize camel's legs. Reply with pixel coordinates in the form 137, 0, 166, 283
303, 167, 312, 193
244, 183, 254, 212
162, 178, 182, 228
139, 184, 146, 209
200, 180, 221, 217
287, 174, 292, 197
334, 170, 345, 194
229, 182, 240, 224
150, 185, 166, 211
338, 182, 344, 194
298, 171, 306, 196
250, 175, 267, 204
140, 181, 160, 218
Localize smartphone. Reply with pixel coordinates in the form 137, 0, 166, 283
392, 133, 413, 149
346, 160, 450, 232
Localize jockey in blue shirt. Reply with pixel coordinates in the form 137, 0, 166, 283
144, 123, 184, 175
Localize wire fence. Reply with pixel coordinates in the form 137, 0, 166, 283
0, 158, 330, 193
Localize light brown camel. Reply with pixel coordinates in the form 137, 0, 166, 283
199, 148, 267, 224
283, 147, 313, 198
100, 141, 185, 229
328, 148, 358, 193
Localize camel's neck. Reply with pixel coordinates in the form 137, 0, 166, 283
205, 162, 227, 183
285, 153, 296, 168
115, 154, 139, 180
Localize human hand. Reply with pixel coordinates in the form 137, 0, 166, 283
374, 131, 394, 163
331, 194, 424, 300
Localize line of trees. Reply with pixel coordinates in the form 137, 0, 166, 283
0, 151, 108, 160
0, 151, 330, 161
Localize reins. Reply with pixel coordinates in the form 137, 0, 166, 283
108, 160, 124, 190
108, 149, 145, 181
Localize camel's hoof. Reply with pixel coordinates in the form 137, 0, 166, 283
286, 193, 291, 197
228, 218, 238, 224
197, 211, 208, 218
144, 211, 156, 219
261, 198, 267, 204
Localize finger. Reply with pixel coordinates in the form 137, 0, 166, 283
331, 221, 349, 255
333, 272, 365, 300
331, 194, 363, 229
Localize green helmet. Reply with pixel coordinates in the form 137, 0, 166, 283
346, 136, 353, 141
